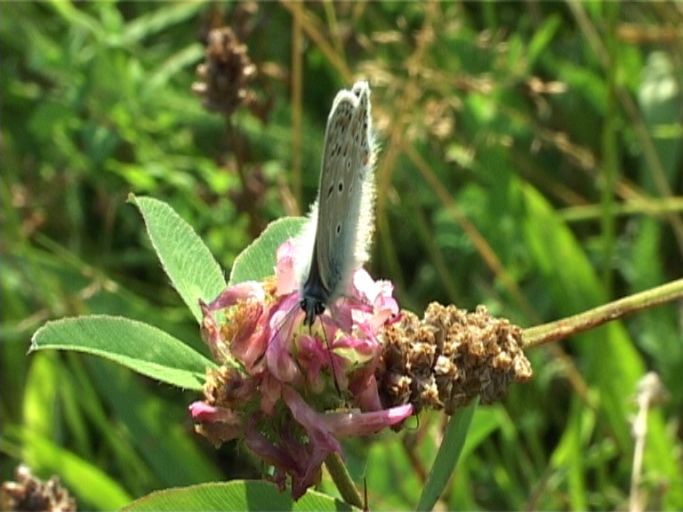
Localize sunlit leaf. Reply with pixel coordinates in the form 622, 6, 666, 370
123, 481, 353, 511
229, 217, 306, 285
31, 315, 213, 390
131, 195, 227, 323
23, 353, 60, 439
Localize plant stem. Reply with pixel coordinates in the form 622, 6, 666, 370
523, 279, 683, 348
629, 373, 663, 512
325, 452, 363, 508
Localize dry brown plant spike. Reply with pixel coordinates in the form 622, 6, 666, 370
377, 303, 532, 416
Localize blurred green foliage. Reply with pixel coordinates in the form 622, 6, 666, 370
2, 1, 682, 510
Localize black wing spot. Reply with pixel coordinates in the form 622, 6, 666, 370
336, 223, 342, 235
327, 184, 334, 197
338, 182, 343, 192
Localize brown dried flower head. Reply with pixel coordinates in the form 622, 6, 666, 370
192, 27, 256, 116
1, 465, 76, 512
377, 303, 532, 416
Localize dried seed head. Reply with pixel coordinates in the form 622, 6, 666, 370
377, 303, 532, 416
192, 27, 256, 116
1, 465, 76, 512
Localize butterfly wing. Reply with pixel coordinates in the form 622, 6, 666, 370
299, 81, 376, 325
315, 81, 375, 300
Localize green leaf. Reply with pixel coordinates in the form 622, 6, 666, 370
550, 400, 592, 510
527, 14, 561, 66
461, 406, 506, 460
122, 481, 354, 511
416, 400, 478, 512
364, 434, 420, 510
48, 0, 103, 39
89, 359, 223, 486
130, 195, 227, 322
23, 353, 60, 439
17, 428, 132, 509
65, 356, 155, 495
120, 2, 204, 46
147, 44, 205, 92
30, 315, 214, 390
229, 217, 306, 285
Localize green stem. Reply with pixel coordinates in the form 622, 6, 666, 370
415, 399, 478, 512
523, 279, 683, 348
600, 0, 619, 296
560, 197, 683, 223
325, 452, 363, 509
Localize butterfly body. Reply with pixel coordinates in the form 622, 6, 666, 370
299, 80, 376, 326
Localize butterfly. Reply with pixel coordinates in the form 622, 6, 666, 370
297, 80, 377, 326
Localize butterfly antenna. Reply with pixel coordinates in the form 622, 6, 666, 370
319, 316, 342, 396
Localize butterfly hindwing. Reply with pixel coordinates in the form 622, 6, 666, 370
301, 80, 375, 325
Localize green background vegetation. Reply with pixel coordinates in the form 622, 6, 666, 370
2, 2, 682, 509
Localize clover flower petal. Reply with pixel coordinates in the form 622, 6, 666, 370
275, 239, 298, 295
265, 294, 303, 383
322, 403, 414, 437
189, 401, 244, 445
206, 281, 265, 310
